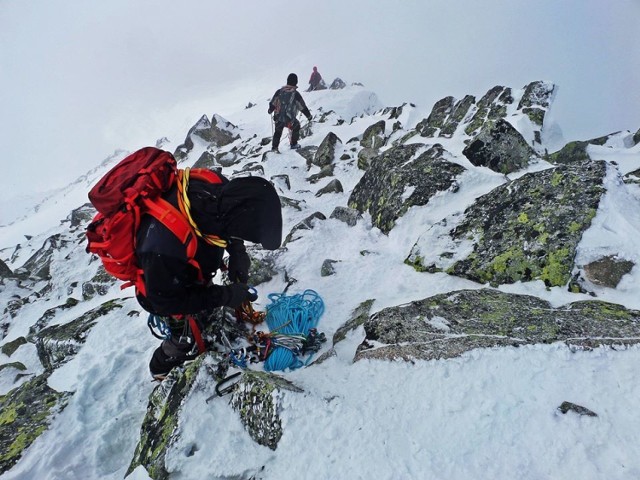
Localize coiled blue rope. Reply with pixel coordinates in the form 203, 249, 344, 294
263, 289, 325, 371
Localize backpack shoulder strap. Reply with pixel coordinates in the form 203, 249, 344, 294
142, 197, 200, 268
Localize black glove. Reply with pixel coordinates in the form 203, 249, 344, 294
223, 283, 258, 308
227, 241, 250, 283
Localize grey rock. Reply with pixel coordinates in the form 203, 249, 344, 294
0, 258, 13, 279
321, 259, 339, 277
283, 212, 327, 246
311, 132, 342, 169
349, 144, 465, 234
1, 337, 27, 357
229, 370, 303, 450
360, 120, 386, 149
356, 147, 379, 170
462, 118, 538, 174
17, 234, 69, 280
558, 401, 598, 417
68, 203, 95, 228
316, 179, 344, 197
408, 161, 606, 287
517, 80, 556, 127
307, 164, 335, 184
271, 174, 291, 191
127, 356, 206, 480
355, 288, 640, 363
463, 85, 513, 137
0, 373, 71, 474
329, 78, 347, 90
583, 255, 635, 288
82, 265, 115, 300
329, 206, 362, 227
417, 96, 455, 137
193, 150, 217, 169
173, 114, 239, 162
548, 134, 610, 165
333, 299, 375, 345
30, 299, 122, 371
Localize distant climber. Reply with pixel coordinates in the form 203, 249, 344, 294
268, 73, 312, 152
307, 66, 325, 91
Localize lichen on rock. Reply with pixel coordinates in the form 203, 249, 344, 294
407, 161, 607, 287
0, 374, 71, 474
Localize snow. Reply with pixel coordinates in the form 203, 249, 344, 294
1, 80, 640, 480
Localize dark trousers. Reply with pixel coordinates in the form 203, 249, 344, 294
272, 119, 301, 149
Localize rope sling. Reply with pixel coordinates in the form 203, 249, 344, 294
263, 289, 325, 371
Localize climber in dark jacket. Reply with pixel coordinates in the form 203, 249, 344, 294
136, 173, 283, 379
268, 73, 312, 152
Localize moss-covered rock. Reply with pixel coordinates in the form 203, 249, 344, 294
307, 132, 342, 168
81, 265, 116, 300
462, 118, 537, 174
15, 234, 69, 280
464, 85, 513, 137
333, 299, 375, 345
349, 144, 465, 234
229, 370, 303, 450
416, 96, 455, 137
0, 374, 71, 474
30, 299, 123, 371
1, 337, 27, 357
355, 289, 640, 362
439, 95, 475, 138
407, 161, 607, 287
360, 120, 386, 149
127, 356, 205, 480
548, 140, 590, 164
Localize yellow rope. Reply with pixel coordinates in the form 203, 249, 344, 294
177, 168, 227, 248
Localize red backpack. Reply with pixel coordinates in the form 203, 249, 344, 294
86, 147, 224, 297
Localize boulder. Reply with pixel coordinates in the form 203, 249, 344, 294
30, 299, 123, 371
407, 161, 607, 287
283, 212, 327, 246
462, 118, 538, 174
349, 144, 465, 234
583, 255, 635, 288
316, 179, 344, 197
355, 288, 640, 363
329, 78, 347, 90
360, 120, 386, 149
329, 206, 362, 227
0, 374, 71, 474
174, 114, 239, 162
311, 132, 342, 169
463, 85, 513, 137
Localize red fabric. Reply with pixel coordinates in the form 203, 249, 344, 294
88, 147, 176, 216
86, 148, 224, 297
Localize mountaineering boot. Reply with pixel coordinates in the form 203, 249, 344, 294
290, 143, 301, 150
271, 147, 280, 154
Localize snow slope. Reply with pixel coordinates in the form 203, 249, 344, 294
1, 83, 640, 480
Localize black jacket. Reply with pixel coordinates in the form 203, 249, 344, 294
135, 176, 282, 316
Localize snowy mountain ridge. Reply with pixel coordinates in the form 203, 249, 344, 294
1, 80, 640, 480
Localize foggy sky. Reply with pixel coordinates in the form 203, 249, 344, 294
1, 0, 639, 199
